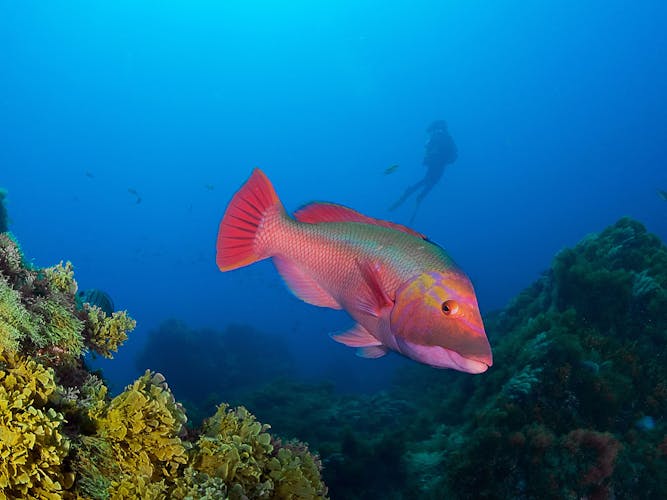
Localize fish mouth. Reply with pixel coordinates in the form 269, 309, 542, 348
397, 338, 490, 374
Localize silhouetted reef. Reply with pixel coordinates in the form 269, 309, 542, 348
242, 217, 666, 499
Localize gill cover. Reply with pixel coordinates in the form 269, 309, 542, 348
390, 271, 492, 365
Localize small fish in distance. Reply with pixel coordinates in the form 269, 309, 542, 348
76, 289, 114, 316
216, 169, 492, 373
384, 164, 399, 175
127, 188, 142, 204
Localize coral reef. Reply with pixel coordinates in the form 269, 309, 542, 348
394, 217, 667, 498
191, 404, 327, 499
83, 305, 135, 359
241, 379, 413, 499
5, 198, 662, 498
0, 348, 72, 499
0, 234, 136, 365
92, 371, 189, 486
239, 218, 666, 499
0, 228, 328, 499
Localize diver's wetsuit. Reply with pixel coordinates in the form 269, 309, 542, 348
389, 124, 458, 221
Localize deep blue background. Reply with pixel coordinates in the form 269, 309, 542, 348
1, 1, 666, 392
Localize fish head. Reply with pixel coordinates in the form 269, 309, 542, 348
389, 271, 492, 373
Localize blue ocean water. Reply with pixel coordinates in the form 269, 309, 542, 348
1, 0, 665, 414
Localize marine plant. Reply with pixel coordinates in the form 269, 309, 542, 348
241, 379, 413, 499
0, 222, 328, 498
0, 347, 72, 499
0, 234, 137, 366
82, 305, 136, 359
238, 217, 666, 498
91, 371, 189, 490
6, 184, 664, 498
394, 217, 667, 498
190, 404, 327, 499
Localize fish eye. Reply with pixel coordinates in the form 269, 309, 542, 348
441, 300, 459, 316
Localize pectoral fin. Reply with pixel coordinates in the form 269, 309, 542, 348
330, 323, 382, 347
355, 260, 394, 317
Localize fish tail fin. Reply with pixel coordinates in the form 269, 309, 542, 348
216, 168, 284, 271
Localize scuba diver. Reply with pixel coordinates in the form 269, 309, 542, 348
389, 120, 458, 223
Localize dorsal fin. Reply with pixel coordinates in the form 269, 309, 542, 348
294, 202, 426, 239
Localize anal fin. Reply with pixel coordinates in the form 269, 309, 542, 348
273, 256, 342, 309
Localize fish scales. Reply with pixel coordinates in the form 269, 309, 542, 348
264, 215, 452, 305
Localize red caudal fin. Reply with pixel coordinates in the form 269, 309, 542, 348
216, 168, 283, 271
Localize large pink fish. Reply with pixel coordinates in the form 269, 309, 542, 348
216, 169, 492, 373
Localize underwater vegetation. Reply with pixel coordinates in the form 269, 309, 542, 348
135, 319, 295, 425
242, 379, 415, 500
139, 326, 415, 499
238, 217, 666, 499
398, 217, 667, 498
6, 204, 662, 499
0, 232, 134, 365
0, 232, 327, 499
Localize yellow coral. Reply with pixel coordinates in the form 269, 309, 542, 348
95, 371, 188, 483
0, 348, 71, 499
190, 405, 329, 499
83, 305, 135, 358
193, 404, 274, 494
171, 467, 236, 499
42, 261, 77, 295
108, 475, 167, 500
269, 445, 328, 499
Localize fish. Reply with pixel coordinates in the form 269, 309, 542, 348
76, 289, 115, 316
128, 188, 142, 204
658, 189, 667, 201
216, 169, 492, 373
384, 164, 399, 175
